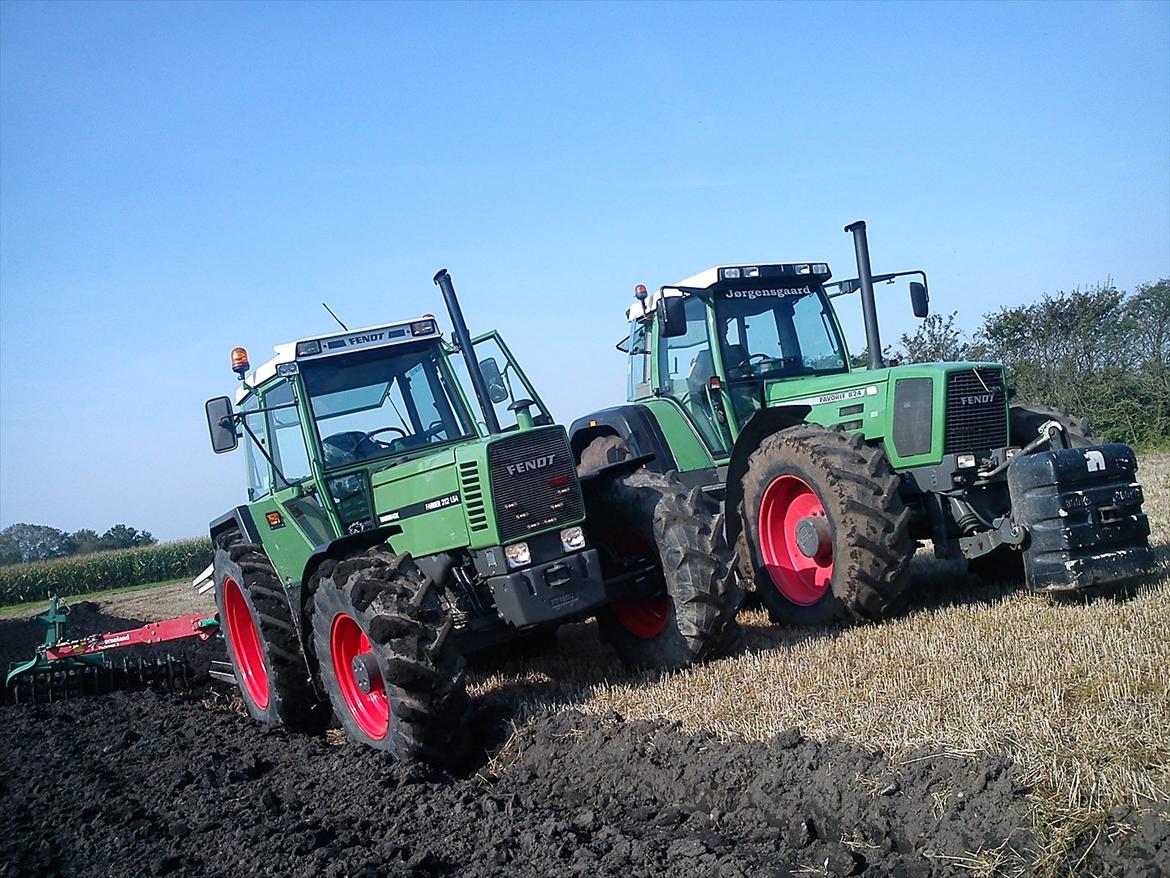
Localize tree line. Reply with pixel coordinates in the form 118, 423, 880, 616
0, 522, 157, 566
897, 278, 1169, 447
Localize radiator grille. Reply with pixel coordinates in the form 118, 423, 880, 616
459, 460, 488, 532
944, 368, 1008, 454
488, 429, 584, 543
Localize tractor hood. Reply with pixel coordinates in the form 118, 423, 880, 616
758, 362, 1008, 468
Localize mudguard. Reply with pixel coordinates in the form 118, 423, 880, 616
209, 506, 262, 545
569, 405, 676, 473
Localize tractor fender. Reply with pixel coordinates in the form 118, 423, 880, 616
569, 405, 676, 472
723, 405, 811, 547
299, 524, 405, 606
209, 506, 262, 545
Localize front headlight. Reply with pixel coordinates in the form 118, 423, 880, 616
560, 526, 585, 553
504, 542, 531, 569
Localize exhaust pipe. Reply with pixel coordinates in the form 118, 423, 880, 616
433, 269, 502, 435
844, 220, 884, 370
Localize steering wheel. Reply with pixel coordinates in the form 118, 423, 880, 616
420, 420, 447, 441
365, 426, 408, 442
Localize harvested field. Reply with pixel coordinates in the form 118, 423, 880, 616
1, 455, 1166, 876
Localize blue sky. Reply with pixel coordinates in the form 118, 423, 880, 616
1, 1, 1167, 540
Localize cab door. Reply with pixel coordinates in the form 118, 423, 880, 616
468, 330, 555, 431
653, 296, 732, 458
251, 380, 338, 583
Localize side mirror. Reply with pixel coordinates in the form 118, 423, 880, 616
478, 357, 511, 404
205, 396, 238, 454
910, 281, 930, 319
658, 295, 688, 338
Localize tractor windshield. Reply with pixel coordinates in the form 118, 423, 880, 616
300, 342, 473, 469
714, 288, 848, 380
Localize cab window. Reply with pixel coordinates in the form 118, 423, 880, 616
626, 320, 651, 401
658, 296, 727, 452
264, 381, 313, 487
240, 395, 270, 501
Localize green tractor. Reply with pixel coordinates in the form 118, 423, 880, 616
202, 270, 740, 761
570, 221, 1156, 626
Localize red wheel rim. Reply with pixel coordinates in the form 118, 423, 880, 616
222, 576, 270, 709
758, 474, 834, 606
330, 613, 389, 739
612, 598, 670, 639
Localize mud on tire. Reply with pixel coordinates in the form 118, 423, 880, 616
312, 547, 468, 763
742, 425, 914, 626
576, 434, 633, 477
213, 532, 329, 732
588, 469, 742, 669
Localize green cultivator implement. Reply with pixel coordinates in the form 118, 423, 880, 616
571, 220, 1157, 626
5, 595, 218, 703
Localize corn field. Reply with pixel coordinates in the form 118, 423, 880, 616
0, 539, 213, 605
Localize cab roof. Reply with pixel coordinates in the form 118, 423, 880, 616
626, 261, 832, 321
235, 316, 441, 403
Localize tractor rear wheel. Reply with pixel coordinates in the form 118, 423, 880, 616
212, 533, 329, 731
312, 547, 468, 763
588, 469, 742, 669
1008, 403, 1103, 448
741, 425, 914, 626
577, 434, 632, 476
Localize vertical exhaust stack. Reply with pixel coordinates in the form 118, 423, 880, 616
433, 269, 502, 435
845, 220, 884, 370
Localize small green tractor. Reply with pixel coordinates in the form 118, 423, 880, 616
203, 270, 740, 761
570, 221, 1156, 626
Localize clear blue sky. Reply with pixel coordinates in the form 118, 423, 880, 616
2, 1, 1167, 540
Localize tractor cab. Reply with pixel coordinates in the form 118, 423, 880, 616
624, 263, 852, 453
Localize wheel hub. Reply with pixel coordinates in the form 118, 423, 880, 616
757, 474, 835, 606
350, 651, 382, 694
794, 515, 831, 559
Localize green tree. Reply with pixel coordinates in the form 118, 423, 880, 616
0, 523, 75, 565
975, 280, 1169, 446
97, 524, 156, 551
898, 312, 970, 364
68, 528, 103, 556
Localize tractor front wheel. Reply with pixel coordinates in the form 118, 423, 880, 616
742, 425, 914, 626
213, 533, 329, 731
588, 469, 742, 669
311, 547, 468, 763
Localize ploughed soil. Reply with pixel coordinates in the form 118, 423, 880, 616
1, 605, 1166, 878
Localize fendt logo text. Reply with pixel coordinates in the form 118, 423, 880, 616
958, 392, 998, 406
506, 454, 556, 477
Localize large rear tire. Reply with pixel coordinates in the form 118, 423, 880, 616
577, 434, 632, 476
1008, 403, 1103, 448
212, 533, 329, 731
312, 547, 468, 763
588, 469, 742, 669
742, 425, 914, 626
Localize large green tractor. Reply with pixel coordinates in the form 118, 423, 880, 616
570, 221, 1156, 627
203, 271, 740, 762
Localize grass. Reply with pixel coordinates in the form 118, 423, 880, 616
467, 452, 1170, 876
0, 577, 188, 617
